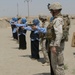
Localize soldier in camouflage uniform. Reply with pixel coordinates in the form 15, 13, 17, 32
39, 15, 50, 66
47, 2, 65, 75
32, 2, 65, 75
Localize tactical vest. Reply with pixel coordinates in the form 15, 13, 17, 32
45, 22, 56, 40
46, 14, 70, 41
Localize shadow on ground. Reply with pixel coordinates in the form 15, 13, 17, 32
12, 47, 19, 49
73, 52, 75, 58
73, 52, 75, 55
33, 73, 50, 75
37, 58, 45, 64
19, 54, 45, 64
19, 55, 31, 58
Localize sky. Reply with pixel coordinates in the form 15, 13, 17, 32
0, 0, 75, 17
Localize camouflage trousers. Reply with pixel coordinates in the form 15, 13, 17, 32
51, 42, 65, 75
40, 39, 49, 63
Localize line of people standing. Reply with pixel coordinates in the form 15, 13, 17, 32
9, 17, 50, 66
15, 18, 40, 60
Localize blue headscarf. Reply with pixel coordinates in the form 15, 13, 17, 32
12, 17, 18, 22
21, 18, 27, 24
33, 19, 40, 26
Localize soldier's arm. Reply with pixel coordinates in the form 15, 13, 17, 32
51, 18, 63, 47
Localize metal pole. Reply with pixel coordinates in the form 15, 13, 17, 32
27, 1, 29, 18
24, 0, 31, 18
17, 3, 19, 17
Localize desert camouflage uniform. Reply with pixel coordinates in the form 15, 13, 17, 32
46, 2, 65, 75
39, 17, 50, 64
50, 14, 65, 75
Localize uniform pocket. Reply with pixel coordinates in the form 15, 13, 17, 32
57, 52, 64, 66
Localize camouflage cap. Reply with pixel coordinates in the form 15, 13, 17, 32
39, 14, 47, 20
49, 2, 62, 10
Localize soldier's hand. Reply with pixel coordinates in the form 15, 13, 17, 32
51, 46, 57, 54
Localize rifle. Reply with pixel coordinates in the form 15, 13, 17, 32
5, 19, 10, 23
27, 24, 35, 26
5, 17, 21, 24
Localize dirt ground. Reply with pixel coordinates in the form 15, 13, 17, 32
0, 18, 75, 75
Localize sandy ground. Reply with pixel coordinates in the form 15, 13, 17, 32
0, 19, 75, 75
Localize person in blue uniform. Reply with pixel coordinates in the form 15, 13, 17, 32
10, 17, 18, 40
10, 17, 15, 33
22, 19, 40, 60
17, 18, 27, 49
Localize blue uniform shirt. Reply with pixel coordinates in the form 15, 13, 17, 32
10, 20, 18, 33
15, 23, 27, 36
24, 26, 40, 41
